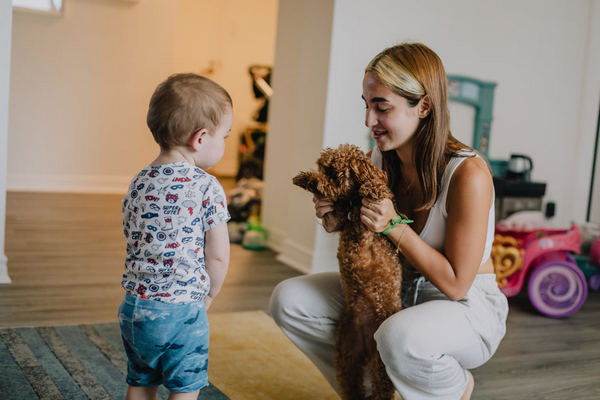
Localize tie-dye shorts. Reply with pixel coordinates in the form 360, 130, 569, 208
118, 294, 209, 392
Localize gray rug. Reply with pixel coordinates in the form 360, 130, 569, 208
0, 323, 229, 400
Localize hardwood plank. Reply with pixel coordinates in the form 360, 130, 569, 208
1, 191, 301, 327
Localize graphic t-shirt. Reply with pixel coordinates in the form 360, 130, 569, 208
121, 162, 230, 304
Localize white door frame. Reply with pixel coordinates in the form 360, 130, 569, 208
0, 1, 12, 283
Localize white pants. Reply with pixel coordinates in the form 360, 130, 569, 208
269, 272, 508, 400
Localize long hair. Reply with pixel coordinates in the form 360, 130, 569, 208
366, 43, 470, 210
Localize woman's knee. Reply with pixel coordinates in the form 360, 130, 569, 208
269, 272, 342, 329
269, 277, 300, 326
374, 312, 424, 375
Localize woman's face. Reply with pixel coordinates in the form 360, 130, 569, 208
362, 72, 421, 152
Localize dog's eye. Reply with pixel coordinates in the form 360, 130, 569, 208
323, 166, 337, 180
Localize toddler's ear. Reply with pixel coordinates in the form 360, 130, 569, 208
189, 129, 208, 151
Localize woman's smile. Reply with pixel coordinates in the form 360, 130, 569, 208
372, 128, 388, 140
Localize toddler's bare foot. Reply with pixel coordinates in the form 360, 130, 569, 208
460, 370, 474, 400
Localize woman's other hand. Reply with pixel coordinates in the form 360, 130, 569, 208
360, 198, 397, 233
314, 196, 342, 232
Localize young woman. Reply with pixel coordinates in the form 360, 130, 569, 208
270, 43, 508, 400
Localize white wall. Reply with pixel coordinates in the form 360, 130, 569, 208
0, 0, 12, 283
9, 0, 177, 193
261, 0, 336, 273
7, 0, 278, 192
577, 0, 600, 224
174, 0, 278, 177
326, 0, 596, 226
263, 0, 600, 273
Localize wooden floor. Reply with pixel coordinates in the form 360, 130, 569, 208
1, 190, 301, 327
1, 191, 599, 399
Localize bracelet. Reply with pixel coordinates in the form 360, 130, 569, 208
395, 224, 409, 253
380, 213, 414, 235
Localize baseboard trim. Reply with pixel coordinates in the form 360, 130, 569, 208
275, 237, 312, 274
7, 173, 130, 194
265, 226, 286, 253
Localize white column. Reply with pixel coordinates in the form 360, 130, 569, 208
0, 0, 12, 283
262, 0, 336, 273
262, 0, 374, 274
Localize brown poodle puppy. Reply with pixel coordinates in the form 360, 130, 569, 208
293, 144, 402, 400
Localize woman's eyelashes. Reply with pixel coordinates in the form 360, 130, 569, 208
364, 103, 391, 112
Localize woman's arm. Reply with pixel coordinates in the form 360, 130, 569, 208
361, 157, 493, 300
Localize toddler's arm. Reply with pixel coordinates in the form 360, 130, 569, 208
204, 222, 230, 308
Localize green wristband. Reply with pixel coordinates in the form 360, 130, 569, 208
381, 213, 414, 235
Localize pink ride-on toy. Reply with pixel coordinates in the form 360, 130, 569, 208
577, 236, 600, 291
492, 224, 587, 318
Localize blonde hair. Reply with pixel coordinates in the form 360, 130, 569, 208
366, 43, 469, 210
147, 73, 232, 149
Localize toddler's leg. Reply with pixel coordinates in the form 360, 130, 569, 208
168, 389, 201, 400
269, 271, 344, 390
126, 385, 158, 400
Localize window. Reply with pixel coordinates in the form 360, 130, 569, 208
12, 0, 63, 15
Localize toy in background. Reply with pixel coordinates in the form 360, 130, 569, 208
589, 238, 600, 290
236, 65, 271, 182
236, 128, 266, 181
227, 178, 267, 251
491, 212, 600, 318
445, 75, 548, 221
241, 212, 267, 251
576, 223, 600, 291
228, 65, 272, 251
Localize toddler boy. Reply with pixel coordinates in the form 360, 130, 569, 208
118, 73, 232, 399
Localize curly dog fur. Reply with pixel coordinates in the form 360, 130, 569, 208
293, 144, 402, 400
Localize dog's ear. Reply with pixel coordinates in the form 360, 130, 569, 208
292, 171, 319, 194
293, 171, 332, 199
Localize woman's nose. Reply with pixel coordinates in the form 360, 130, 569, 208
365, 108, 376, 127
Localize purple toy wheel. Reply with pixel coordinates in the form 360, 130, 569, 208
527, 260, 588, 318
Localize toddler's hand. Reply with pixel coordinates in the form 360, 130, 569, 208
360, 198, 397, 233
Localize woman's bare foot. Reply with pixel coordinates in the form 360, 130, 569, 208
460, 370, 474, 400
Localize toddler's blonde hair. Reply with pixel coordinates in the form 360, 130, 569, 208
147, 73, 232, 149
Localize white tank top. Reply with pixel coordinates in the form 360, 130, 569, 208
371, 147, 495, 265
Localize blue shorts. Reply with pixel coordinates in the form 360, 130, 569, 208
118, 294, 209, 392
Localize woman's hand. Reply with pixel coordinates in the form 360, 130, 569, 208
313, 196, 342, 232
360, 198, 397, 233
314, 196, 334, 218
